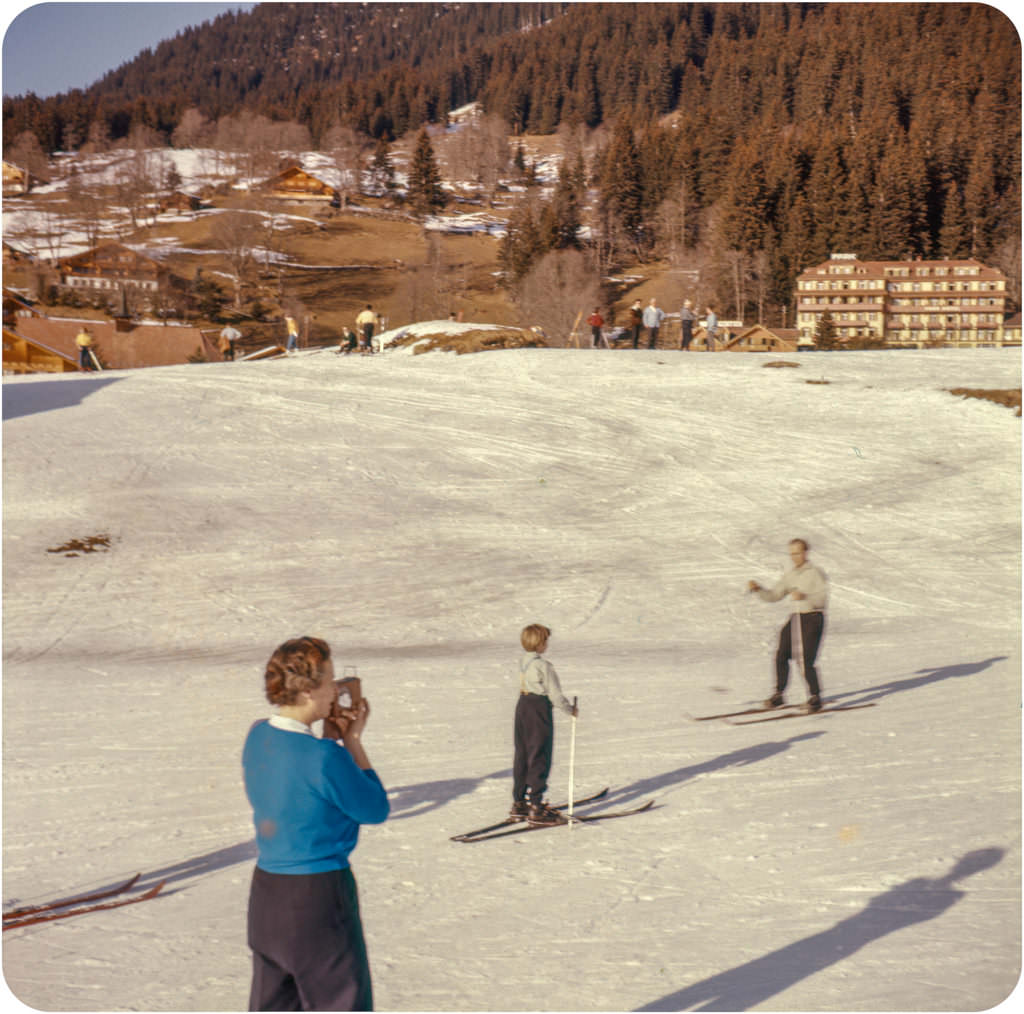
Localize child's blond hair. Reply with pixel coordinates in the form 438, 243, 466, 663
520, 624, 551, 653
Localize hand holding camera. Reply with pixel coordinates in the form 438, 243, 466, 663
323, 669, 366, 742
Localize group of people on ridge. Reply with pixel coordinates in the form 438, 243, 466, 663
214, 304, 385, 362
586, 298, 720, 351
240, 539, 827, 1010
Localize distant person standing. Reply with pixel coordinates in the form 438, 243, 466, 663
586, 307, 605, 348
679, 299, 696, 351
643, 298, 665, 350
356, 305, 376, 355
75, 327, 96, 371
219, 324, 241, 361
704, 305, 719, 351
748, 538, 828, 712
628, 299, 644, 348
284, 315, 299, 354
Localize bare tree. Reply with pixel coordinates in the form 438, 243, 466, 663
392, 233, 459, 323
752, 249, 770, 325
6, 130, 49, 182
172, 108, 211, 148
4, 205, 67, 262
655, 178, 698, 266
82, 118, 112, 154
724, 249, 750, 323
212, 210, 264, 307
322, 125, 368, 208
272, 121, 313, 158
251, 196, 289, 300
65, 172, 109, 250
517, 248, 600, 346
438, 114, 510, 199
112, 150, 160, 232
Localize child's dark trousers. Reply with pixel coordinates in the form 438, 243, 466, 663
513, 693, 554, 803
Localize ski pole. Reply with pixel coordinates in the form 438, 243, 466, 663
567, 695, 578, 827
793, 612, 805, 684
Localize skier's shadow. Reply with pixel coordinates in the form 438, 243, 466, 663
136, 840, 258, 893
636, 847, 1005, 1011
834, 656, 1008, 707
606, 733, 824, 808
387, 768, 512, 820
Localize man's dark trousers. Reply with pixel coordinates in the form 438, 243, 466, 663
513, 693, 554, 803
775, 611, 824, 697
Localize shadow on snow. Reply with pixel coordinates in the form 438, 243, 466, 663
386, 768, 511, 820
604, 732, 825, 809
636, 847, 1005, 1012
2, 375, 122, 421
834, 656, 1009, 707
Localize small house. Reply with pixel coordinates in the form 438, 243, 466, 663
262, 165, 339, 206
3, 161, 35, 196
723, 325, 806, 352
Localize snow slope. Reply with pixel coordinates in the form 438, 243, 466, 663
2, 347, 1020, 1011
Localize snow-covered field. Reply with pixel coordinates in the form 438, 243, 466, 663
2, 346, 1020, 1011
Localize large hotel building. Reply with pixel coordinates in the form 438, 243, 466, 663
795, 254, 1014, 347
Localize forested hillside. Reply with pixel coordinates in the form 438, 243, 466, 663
3, 2, 1020, 316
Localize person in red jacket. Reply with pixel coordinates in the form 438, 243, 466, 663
586, 307, 605, 348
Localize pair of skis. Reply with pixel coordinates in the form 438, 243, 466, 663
3, 873, 166, 931
451, 788, 656, 843
694, 701, 877, 724
699, 613, 877, 724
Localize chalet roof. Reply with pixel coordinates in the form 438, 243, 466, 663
60, 242, 165, 272
3, 325, 78, 366
265, 165, 337, 189
260, 165, 341, 204
734, 325, 801, 339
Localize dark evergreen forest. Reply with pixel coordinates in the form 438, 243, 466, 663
4, 2, 1021, 310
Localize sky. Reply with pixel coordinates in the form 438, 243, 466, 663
2, 1, 255, 98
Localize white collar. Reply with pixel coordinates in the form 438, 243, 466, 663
269, 715, 313, 736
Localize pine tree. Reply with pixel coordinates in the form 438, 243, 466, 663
407, 129, 446, 217
499, 199, 545, 284
938, 173, 969, 259
547, 161, 582, 249
814, 310, 839, 350
368, 138, 396, 197
597, 119, 645, 251
720, 139, 770, 254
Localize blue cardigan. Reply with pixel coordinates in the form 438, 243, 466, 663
242, 720, 390, 874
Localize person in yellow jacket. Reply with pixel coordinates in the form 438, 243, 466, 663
284, 315, 299, 354
355, 305, 376, 354
75, 328, 96, 370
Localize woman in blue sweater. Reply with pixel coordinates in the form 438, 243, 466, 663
243, 636, 389, 1011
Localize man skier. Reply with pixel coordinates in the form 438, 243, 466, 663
748, 538, 828, 712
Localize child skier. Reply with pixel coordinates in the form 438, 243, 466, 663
512, 624, 578, 825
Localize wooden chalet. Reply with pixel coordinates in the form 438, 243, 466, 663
722, 325, 806, 352
58, 242, 172, 296
262, 165, 339, 205
3, 160, 37, 196
158, 191, 204, 214
3, 325, 79, 374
